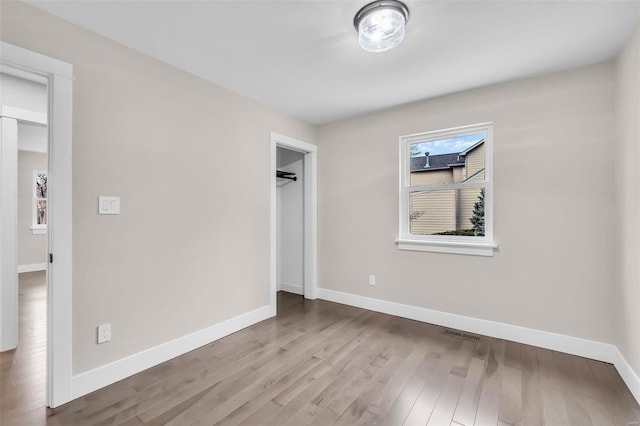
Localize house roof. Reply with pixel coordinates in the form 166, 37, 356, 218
411, 153, 464, 172
460, 139, 485, 155
410, 139, 484, 173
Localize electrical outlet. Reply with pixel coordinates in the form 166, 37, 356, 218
97, 323, 111, 344
369, 274, 376, 286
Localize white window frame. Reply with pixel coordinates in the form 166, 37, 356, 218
397, 122, 497, 256
31, 169, 47, 234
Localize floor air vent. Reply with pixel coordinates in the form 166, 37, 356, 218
443, 329, 481, 342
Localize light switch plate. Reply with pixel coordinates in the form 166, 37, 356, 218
98, 196, 120, 215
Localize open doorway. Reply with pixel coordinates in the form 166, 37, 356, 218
270, 133, 318, 312
1, 42, 73, 409
0, 69, 49, 421
276, 147, 304, 296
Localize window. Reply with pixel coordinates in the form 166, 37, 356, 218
398, 123, 496, 256
32, 170, 47, 235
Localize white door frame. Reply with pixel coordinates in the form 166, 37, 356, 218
270, 132, 317, 311
0, 42, 73, 408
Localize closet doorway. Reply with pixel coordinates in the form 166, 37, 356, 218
276, 147, 304, 295
270, 133, 317, 310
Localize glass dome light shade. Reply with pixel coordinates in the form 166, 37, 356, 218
354, 0, 409, 53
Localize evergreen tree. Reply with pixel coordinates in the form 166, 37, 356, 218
470, 188, 485, 236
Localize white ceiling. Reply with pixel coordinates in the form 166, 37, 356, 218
28, 1, 640, 124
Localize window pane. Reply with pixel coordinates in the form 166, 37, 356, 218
36, 172, 47, 198
410, 187, 485, 236
409, 133, 485, 186
37, 200, 47, 225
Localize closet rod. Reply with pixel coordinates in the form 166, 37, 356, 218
276, 170, 297, 181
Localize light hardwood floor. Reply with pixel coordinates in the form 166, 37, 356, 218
1, 271, 47, 425
2, 286, 639, 425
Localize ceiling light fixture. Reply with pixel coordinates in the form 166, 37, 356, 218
354, 0, 410, 53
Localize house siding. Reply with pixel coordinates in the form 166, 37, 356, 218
409, 142, 485, 234
457, 183, 484, 231
458, 144, 486, 230
465, 144, 485, 177
410, 169, 454, 186
410, 190, 456, 234
452, 166, 464, 183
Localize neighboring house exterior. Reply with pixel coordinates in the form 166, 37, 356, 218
409, 140, 485, 235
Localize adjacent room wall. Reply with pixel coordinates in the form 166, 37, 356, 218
317, 62, 616, 344
1, 73, 49, 269
615, 24, 640, 381
18, 150, 47, 267
17, 123, 47, 154
0, 72, 47, 114
276, 147, 304, 295
1, 1, 315, 374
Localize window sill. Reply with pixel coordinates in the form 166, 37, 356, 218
31, 227, 47, 235
396, 238, 497, 257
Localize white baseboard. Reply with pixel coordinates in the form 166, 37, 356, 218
71, 304, 274, 400
18, 263, 46, 273
611, 347, 640, 405
280, 282, 303, 295
317, 288, 640, 404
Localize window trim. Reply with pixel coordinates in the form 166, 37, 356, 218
31, 169, 47, 235
397, 122, 496, 256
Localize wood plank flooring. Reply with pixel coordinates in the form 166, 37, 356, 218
2, 287, 639, 425
1, 271, 47, 425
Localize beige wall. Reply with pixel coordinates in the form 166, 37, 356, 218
18, 151, 47, 266
317, 62, 615, 343
1, 1, 315, 374
615, 24, 640, 380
